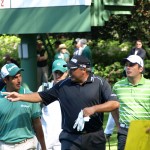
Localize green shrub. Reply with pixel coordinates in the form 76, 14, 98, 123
91, 40, 132, 66
0, 35, 21, 67
94, 62, 124, 86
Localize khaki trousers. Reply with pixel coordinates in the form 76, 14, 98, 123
0, 138, 36, 150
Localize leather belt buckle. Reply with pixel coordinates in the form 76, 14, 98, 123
120, 123, 129, 129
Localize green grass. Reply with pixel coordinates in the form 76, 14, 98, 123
104, 113, 117, 150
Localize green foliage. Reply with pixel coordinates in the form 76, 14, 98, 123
93, 0, 150, 43
0, 34, 149, 84
144, 59, 150, 78
0, 35, 21, 67
91, 40, 131, 66
94, 62, 124, 86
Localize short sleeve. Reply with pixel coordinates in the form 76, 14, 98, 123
31, 103, 41, 119
101, 79, 118, 102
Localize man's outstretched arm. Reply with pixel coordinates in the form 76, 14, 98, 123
2, 92, 42, 102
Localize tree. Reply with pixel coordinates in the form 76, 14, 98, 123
0, 35, 21, 67
91, 0, 150, 43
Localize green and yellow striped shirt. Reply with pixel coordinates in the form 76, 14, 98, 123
113, 76, 150, 126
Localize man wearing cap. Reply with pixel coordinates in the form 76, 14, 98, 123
0, 63, 46, 150
37, 59, 68, 150
4, 56, 119, 150
111, 55, 150, 150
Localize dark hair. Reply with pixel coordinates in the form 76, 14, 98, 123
54, 40, 61, 45
5, 76, 10, 80
136, 39, 142, 43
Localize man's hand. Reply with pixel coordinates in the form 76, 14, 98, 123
1, 92, 20, 101
73, 110, 90, 131
73, 110, 84, 131
83, 106, 95, 117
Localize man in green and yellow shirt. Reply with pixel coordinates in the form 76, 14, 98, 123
112, 55, 150, 150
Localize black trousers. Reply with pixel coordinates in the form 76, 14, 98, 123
59, 130, 106, 150
117, 127, 128, 150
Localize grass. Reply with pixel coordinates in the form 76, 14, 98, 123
104, 112, 117, 150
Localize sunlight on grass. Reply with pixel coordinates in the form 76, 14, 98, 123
106, 145, 117, 150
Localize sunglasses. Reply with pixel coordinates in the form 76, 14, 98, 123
125, 62, 137, 67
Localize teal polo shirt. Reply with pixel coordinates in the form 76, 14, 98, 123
0, 86, 41, 143
113, 76, 150, 126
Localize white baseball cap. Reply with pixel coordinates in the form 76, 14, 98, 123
1, 63, 24, 79
123, 55, 144, 67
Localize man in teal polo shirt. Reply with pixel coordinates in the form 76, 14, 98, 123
112, 55, 150, 150
0, 63, 46, 150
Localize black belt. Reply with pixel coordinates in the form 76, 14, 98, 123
71, 127, 103, 135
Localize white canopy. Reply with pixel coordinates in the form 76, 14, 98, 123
0, 0, 92, 9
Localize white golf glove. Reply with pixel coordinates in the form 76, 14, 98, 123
73, 110, 90, 131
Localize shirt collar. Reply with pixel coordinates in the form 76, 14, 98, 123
71, 73, 93, 85
86, 73, 94, 83
125, 76, 145, 86
1, 86, 24, 93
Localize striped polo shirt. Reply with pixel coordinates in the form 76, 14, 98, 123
113, 76, 150, 126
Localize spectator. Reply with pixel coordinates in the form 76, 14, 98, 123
111, 55, 150, 150
37, 59, 68, 150
72, 38, 80, 56
0, 63, 46, 150
3, 53, 19, 67
54, 44, 70, 62
128, 40, 146, 60
54, 40, 62, 53
77, 39, 92, 62
4, 55, 119, 150
75, 38, 93, 71
37, 41, 49, 88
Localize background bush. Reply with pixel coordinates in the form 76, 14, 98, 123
1, 35, 149, 86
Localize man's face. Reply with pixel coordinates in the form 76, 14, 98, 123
76, 41, 82, 48
125, 61, 143, 78
5, 73, 22, 92
69, 67, 85, 82
53, 70, 68, 83
61, 48, 67, 54
136, 41, 142, 48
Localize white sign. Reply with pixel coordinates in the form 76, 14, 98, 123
0, 0, 10, 9
18, 43, 28, 59
0, 0, 92, 9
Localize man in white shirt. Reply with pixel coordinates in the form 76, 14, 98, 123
37, 59, 68, 150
